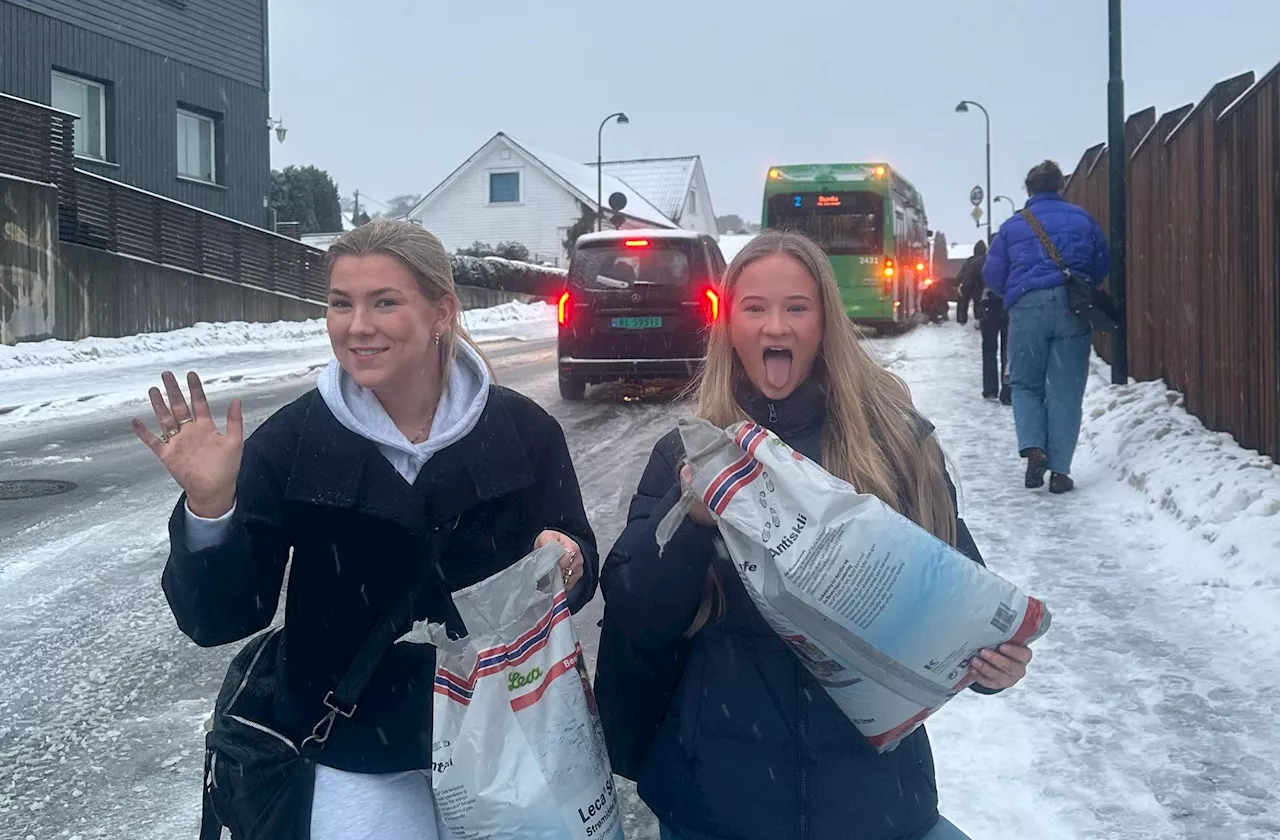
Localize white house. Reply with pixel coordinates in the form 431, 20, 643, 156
587, 155, 717, 239
405, 133, 717, 266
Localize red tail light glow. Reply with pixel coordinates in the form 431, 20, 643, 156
623, 239, 650, 248
704, 288, 720, 321
915, 262, 926, 272
557, 291, 570, 326
882, 258, 896, 279
924, 277, 934, 287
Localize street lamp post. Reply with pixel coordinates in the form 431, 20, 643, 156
994, 194, 1017, 222
596, 112, 630, 232
955, 100, 992, 243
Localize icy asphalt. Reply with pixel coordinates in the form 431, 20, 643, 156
1, 324, 1277, 840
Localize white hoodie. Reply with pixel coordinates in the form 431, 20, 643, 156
185, 340, 492, 549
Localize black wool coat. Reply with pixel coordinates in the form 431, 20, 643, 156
162, 386, 598, 773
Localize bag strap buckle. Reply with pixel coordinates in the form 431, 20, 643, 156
300, 693, 358, 750
323, 691, 357, 719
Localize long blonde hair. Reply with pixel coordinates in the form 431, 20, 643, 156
325, 219, 492, 380
685, 229, 957, 635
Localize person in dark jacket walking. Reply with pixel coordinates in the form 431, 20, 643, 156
956, 240, 1010, 402
953, 240, 986, 326
133, 220, 597, 839
598, 230, 1034, 840
983, 161, 1109, 494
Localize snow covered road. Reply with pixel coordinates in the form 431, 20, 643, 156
1, 316, 1278, 839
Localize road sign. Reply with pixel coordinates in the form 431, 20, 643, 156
969, 186, 984, 206
971, 206, 984, 223
608, 191, 628, 212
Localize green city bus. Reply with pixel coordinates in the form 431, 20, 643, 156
761, 162, 931, 332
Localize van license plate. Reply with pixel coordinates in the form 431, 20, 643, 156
612, 316, 662, 329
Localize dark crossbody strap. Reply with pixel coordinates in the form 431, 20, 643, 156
1018, 209, 1068, 270
303, 517, 463, 749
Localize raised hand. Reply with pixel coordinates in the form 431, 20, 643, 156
132, 371, 243, 518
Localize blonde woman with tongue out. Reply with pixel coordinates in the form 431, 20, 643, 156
597, 229, 1034, 840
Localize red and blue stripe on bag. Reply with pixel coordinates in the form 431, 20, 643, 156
703, 423, 769, 516
434, 591, 572, 707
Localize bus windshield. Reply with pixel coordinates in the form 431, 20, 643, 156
766, 191, 884, 256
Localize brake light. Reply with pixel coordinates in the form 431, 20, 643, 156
558, 291, 570, 326
704, 288, 720, 321
624, 239, 649, 248
924, 277, 934, 287
915, 262, 925, 272
882, 258, 896, 279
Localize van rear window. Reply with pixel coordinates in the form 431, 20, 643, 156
571, 242, 697, 290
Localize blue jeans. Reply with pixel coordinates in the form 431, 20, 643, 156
659, 815, 972, 840
1008, 285, 1092, 475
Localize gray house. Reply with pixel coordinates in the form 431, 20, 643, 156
0, 0, 273, 226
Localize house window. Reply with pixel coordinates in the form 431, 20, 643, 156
51, 71, 106, 160
177, 108, 217, 183
686, 190, 698, 216
489, 171, 521, 204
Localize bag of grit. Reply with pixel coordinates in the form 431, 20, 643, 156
656, 416, 1051, 752
401, 543, 623, 840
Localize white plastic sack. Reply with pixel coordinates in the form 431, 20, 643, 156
407, 544, 623, 840
657, 417, 1051, 753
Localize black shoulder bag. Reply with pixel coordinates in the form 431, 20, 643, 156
199, 519, 460, 840
1019, 208, 1120, 333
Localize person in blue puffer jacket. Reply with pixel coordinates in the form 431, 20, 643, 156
983, 160, 1109, 494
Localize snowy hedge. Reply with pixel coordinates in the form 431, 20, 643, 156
451, 255, 567, 298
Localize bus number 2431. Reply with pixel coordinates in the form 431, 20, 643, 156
858, 256, 881, 265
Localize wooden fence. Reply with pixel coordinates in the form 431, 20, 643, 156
1064, 63, 1280, 460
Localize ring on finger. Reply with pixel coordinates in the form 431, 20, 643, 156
177, 417, 195, 427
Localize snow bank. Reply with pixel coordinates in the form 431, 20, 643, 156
1078, 356, 1280, 591
461, 301, 556, 343
0, 319, 328, 372
0, 301, 556, 431
0, 301, 555, 374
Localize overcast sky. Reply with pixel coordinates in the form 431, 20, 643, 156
268, 0, 1280, 244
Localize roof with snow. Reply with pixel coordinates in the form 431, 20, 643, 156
506, 136, 674, 228
406, 133, 677, 229
585, 157, 698, 221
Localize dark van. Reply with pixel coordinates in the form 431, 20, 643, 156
556, 229, 726, 400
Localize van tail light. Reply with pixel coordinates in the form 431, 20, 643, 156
624, 239, 650, 248
704, 288, 720, 322
558, 290, 571, 326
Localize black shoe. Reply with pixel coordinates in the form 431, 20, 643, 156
1023, 448, 1048, 489
999, 385, 1012, 405
983, 391, 998, 400
1049, 473, 1075, 494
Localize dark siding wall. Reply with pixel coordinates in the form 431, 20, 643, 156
7, 0, 267, 88
0, 2, 271, 227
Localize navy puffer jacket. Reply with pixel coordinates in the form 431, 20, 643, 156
600, 381, 991, 840
983, 192, 1109, 308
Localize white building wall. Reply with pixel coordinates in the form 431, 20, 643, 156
677, 161, 718, 239
409, 142, 585, 266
